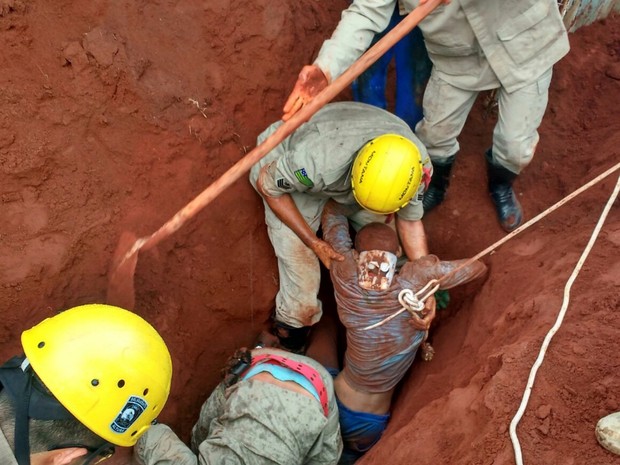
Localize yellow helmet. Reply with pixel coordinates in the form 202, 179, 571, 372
21, 304, 172, 447
351, 134, 423, 214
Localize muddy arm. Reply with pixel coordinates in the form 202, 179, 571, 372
321, 199, 358, 255
437, 258, 488, 289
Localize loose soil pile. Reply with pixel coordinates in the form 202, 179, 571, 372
0, 1, 618, 464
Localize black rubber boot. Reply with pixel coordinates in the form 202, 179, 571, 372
486, 150, 523, 232
423, 155, 455, 212
273, 321, 312, 354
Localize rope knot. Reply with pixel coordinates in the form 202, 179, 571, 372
398, 289, 424, 313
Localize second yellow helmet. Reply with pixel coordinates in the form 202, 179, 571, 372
351, 134, 423, 214
21, 304, 173, 447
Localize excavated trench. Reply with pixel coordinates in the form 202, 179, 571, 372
0, 2, 619, 464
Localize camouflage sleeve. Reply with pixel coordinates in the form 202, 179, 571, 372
190, 382, 228, 452
303, 414, 343, 465
133, 424, 198, 465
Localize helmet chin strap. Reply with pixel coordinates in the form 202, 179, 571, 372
0, 356, 80, 465
80, 443, 115, 465
12, 359, 33, 465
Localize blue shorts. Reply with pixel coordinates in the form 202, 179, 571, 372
326, 368, 390, 464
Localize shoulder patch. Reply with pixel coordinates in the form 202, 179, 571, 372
294, 168, 314, 188
276, 178, 291, 189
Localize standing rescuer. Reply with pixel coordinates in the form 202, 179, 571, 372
249, 102, 432, 353
0, 304, 173, 465
282, 0, 570, 233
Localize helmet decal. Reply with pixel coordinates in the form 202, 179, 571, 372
398, 167, 415, 201
358, 150, 375, 184
111, 396, 147, 434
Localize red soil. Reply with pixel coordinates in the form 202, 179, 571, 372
0, 2, 618, 464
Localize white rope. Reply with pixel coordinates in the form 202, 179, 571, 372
361, 280, 439, 331
360, 163, 620, 332
509, 173, 620, 465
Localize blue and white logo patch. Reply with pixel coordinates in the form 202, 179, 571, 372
110, 396, 147, 434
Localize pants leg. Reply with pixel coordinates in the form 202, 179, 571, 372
492, 68, 553, 174
263, 193, 327, 328
249, 121, 326, 328
415, 71, 480, 163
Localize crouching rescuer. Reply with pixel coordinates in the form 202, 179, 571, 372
0, 304, 173, 465
134, 346, 342, 465
250, 102, 432, 353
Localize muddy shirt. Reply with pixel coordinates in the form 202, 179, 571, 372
323, 204, 487, 392
135, 348, 342, 465
257, 102, 431, 222
0, 429, 17, 465
315, 0, 569, 93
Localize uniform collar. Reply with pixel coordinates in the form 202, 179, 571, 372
0, 428, 19, 465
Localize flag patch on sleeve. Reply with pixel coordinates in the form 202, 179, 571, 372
294, 168, 314, 187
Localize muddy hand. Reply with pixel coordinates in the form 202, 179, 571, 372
311, 238, 344, 269
408, 312, 431, 331
409, 299, 436, 331
282, 65, 329, 121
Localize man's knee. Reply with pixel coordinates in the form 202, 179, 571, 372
416, 120, 460, 159
492, 136, 539, 173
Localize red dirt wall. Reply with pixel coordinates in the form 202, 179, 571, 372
1, 1, 618, 464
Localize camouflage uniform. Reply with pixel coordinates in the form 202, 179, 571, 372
134, 348, 342, 465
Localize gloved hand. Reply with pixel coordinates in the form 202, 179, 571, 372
435, 289, 450, 310
282, 65, 329, 121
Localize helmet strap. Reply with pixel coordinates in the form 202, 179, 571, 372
0, 356, 77, 465
13, 360, 33, 465
80, 442, 115, 465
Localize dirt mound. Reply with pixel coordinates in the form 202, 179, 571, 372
0, 1, 618, 464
